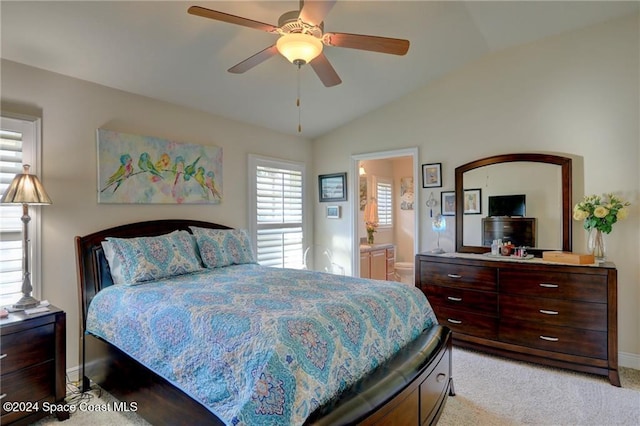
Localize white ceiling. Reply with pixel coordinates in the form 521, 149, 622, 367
2, 1, 638, 139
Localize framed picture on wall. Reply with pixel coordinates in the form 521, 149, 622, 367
422, 163, 442, 188
319, 172, 347, 202
464, 188, 482, 214
327, 205, 341, 219
441, 191, 455, 216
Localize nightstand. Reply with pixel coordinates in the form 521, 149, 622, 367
0, 305, 69, 424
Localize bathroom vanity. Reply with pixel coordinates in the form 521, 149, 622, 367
360, 244, 395, 281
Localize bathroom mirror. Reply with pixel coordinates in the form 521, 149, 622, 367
454, 153, 572, 254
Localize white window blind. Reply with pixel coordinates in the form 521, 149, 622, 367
253, 160, 305, 268
377, 180, 393, 226
0, 115, 39, 306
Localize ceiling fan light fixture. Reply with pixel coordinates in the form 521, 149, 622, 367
276, 33, 323, 65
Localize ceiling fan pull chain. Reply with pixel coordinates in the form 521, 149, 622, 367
297, 63, 302, 133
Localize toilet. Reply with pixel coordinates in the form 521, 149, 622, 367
394, 261, 415, 285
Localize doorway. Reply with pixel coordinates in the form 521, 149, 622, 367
350, 148, 419, 277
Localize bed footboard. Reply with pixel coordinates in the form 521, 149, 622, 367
305, 325, 453, 426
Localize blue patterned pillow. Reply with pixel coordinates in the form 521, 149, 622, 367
190, 227, 256, 268
102, 230, 203, 285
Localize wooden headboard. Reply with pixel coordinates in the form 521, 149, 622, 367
75, 219, 232, 331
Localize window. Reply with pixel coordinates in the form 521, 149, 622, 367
376, 179, 393, 227
248, 155, 306, 268
0, 115, 42, 306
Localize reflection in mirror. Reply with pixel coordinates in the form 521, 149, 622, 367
455, 153, 572, 254
463, 162, 562, 249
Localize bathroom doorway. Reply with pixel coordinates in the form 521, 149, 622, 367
350, 148, 419, 278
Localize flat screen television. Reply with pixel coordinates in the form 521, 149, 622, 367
488, 194, 526, 217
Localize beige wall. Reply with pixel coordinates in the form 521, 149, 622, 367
1, 60, 312, 371
313, 14, 640, 366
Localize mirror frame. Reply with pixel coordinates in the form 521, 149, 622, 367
455, 153, 572, 255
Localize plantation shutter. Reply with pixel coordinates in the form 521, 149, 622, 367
377, 180, 393, 226
0, 121, 30, 305
255, 163, 304, 268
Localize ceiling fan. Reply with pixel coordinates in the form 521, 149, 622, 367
188, 0, 410, 87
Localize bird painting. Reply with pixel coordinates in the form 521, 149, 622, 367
97, 129, 222, 204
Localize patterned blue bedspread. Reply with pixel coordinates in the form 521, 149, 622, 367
86, 264, 436, 425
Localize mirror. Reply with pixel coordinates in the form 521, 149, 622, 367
455, 153, 572, 255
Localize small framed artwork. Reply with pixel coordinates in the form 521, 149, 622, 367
327, 205, 341, 219
464, 188, 482, 214
422, 163, 442, 188
359, 176, 367, 211
319, 172, 347, 202
441, 191, 456, 216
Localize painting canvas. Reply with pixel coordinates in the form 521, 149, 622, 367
400, 177, 414, 210
359, 176, 367, 211
97, 129, 223, 204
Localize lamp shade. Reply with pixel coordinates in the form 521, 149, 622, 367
432, 214, 446, 232
276, 33, 323, 64
0, 164, 52, 205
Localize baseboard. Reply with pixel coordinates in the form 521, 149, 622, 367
619, 351, 640, 370
66, 364, 81, 383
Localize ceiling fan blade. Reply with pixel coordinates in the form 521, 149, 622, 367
324, 32, 410, 55
299, 0, 337, 26
228, 45, 279, 74
188, 6, 278, 33
309, 53, 341, 87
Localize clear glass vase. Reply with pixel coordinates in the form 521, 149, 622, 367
367, 229, 375, 245
587, 228, 606, 261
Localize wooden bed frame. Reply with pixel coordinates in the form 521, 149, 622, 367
76, 219, 454, 425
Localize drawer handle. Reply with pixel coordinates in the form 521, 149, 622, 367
539, 283, 559, 288
447, 296, 463, 302
447, 274, 462, 279
436, 373, 447, 383
540, 335, 559, 342
539, 309, 559, 315
0, 393, 6, 400
447, 318, 462, 324
0, 354, 6, 360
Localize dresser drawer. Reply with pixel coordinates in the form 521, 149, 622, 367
1, 323, 55, 375
500, 295, 607, 331
500, 269, 607, 302
0, 361, 54, 417
419, 347, 450, 424
419, 261, 497, 291
424, 285, 497, 316
499, 320, 607, 359
433, 307, 498, 340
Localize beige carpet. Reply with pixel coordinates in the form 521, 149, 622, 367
33, 347, 640, 425
438, 348, 640, 426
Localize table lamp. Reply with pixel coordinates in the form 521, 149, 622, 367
431, 213, 446, 254
0, 164, 52, 309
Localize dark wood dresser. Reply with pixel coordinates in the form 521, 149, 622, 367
416, 253, 620, 386
0, 306, 68, 424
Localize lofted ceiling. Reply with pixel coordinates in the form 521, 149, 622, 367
1, 1, 638, 139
